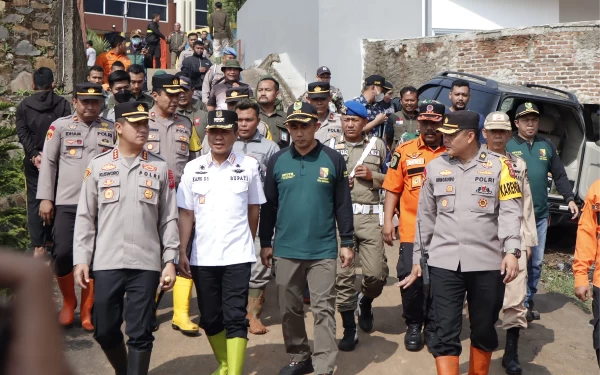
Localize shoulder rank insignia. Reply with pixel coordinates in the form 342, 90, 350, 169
141, 150, 148, 160
478, 152, 487, 161
112, 149, 119, 160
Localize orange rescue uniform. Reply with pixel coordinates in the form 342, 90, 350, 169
574, 179, 600, 288
382, 136, 446, 243
95, 50, 131, 84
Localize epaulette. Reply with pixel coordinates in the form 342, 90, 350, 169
146, 150, 166, 162
91, 148, 113, 161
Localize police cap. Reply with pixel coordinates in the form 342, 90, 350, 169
417, 102, 445, 121
152, 74, 183, 94
285, 101, 318, 124
515, 102, 539, 119
75, 82, 104, 101
364, 74, 385, 87
438, 111, 480, 135
307, 82, 330, 99
225, 86, 251, 103
114, 101, 150, 123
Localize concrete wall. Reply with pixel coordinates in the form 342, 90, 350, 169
237, 0, 319, 74
362, 21, 600, 104
559, 0, 600, 23
432, 0, 560, 31
319, 0, 423, 98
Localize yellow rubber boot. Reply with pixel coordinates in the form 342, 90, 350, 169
207, 331, 228, 375
171, 276, 200, 335
226, 338, 248, 375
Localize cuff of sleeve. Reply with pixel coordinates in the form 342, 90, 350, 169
260, 239, 272, 248
340, 237, 354, 248
371, 173, 384, 189
566, 197, 575, 204
504, 239, 521, 253
413, 249, 421, 265
162, 249, 177, 264
73, 252, 92, 266
574, 274, 591, 288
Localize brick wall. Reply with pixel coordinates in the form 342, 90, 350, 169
363, 21, 600, 104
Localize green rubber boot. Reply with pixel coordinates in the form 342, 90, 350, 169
207, 331, 228, 375
226, 338, 248, 375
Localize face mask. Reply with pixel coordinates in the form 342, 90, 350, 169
114, 90, 133, 104
132, 37, 141, 46
374, 88, 385, 103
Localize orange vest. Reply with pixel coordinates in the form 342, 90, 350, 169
574, 179, 600, 288
95, 50, 132, 84
382, 136, 446, 243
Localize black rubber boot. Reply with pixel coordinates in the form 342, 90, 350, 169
102, 342, 128, 375
127, 350, 151, 375
357, 292, 374, 332
502, 328, 522, 375
404, 323, 424, 351
338, 310, 358, 351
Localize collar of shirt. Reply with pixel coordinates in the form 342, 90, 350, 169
111, 148, 149, 170
259, 108, 283, 118
237, 130, 262, 143
512, 133, 540, 145
402, 109, 418, 120
205, 152, 237, 167
290, 140, 323, 159
355, 94, 369, 106
339, 133, 370, 145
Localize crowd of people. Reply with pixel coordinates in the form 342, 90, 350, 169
8, 4, 599, 375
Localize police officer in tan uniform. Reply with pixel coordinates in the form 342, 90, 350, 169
37, 82, 115, 331
176, 74, 208, 142
329, 101, 388, 352
73, 101, 178, 375
482, 112, 537, 375
399, 111, 522, 375
307, 82, 343, 143
147, 74, 201, 185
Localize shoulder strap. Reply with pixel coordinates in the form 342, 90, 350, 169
350, 137, 378, 178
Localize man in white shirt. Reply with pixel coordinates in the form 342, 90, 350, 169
177, 109, 265, 375
86, 41, 96, 68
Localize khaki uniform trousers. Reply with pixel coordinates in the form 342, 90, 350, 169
336, 213, 389, 312
170, 51, 181, 69
213, 38, 230, 57
502, 253, 528, 329
276, 257, 337, 374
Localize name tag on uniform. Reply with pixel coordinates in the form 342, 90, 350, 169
339, 150, 348, 155
369, 150, 380, 156
406, 158, 425, 166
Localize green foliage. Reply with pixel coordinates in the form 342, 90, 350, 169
0, 101, 14, 111
15, 89, 33, 97
208, 0, 247, 23
0, 125, 28, 249
87, 28, 110, 56
541, 264, 592, 313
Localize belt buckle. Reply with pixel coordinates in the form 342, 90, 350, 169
362, 205, 371, 215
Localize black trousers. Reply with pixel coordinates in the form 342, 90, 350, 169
191, 263, 252, 339
593, 286, 599, 367
397, 242, 425, 325
53, 205, 77, 277
146, 44, 161, 69
429, 265, 504, 357
23, 157, 52, 248
93, 269, 160, 352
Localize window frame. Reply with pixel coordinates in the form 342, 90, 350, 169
84, 0, 168, 23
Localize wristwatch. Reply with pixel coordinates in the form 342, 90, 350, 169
505, 248, 521, 259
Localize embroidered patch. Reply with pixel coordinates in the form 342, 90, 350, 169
446, 185, 453, 193
478, 198, 488, 208
144, 189, 153, 199
478, 170, 493, 175
168, 169, 175, 189
83, 168, 91, 180
439, 169, 452, 176
390, 152, 401, 170
441, 198, 448, 207
104, 188, 114, 199
102, 163, 116, 171
143, 164, 158, 172
103, 179, 114, 186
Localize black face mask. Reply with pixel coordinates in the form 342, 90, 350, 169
114, 90, 133, 104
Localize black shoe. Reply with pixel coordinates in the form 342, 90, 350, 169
357, 292, 374, 332
279, 359, 314, 375
127, 350, 151, 375
102, 341, 128, 375
404, 323, 424, 351
526, 301, 541, 322
502, 328, 522, 375
338, 310, 358, 351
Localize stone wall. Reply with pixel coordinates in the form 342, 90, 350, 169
0, 0, 86, 95
363, 21, 600, 104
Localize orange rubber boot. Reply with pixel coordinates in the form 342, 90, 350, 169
435, 356, 460, 375
468, 345, 492, 375
56, 272, 77, 326
80, 279, 95, 331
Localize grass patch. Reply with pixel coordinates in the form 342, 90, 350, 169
540, 264, 592, 313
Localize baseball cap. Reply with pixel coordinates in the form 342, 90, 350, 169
131, 29, 142, 38
515, 102, 539, 119
307, 82, 330, 99
438, 111, 480, 135
285, 101, 318, 124
383, 80, 394, 91
417, 102, 445, 121
364, 74, 385, 87
75, 83, 104, 101
206, 110, 238, 130
484, 111, 512, 131
225, 86, 251, 103
316, 66, 331, 76
114, 102, 149, 123
343, 101, 367, 119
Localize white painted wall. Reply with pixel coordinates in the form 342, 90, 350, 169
318, 0, 423, 98
432, 0, 560, 31
559, 0, 600, 22
237, 0, 319, 72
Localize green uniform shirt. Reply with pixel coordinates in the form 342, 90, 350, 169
259, 141, 354, 260
506, 134, 574, 219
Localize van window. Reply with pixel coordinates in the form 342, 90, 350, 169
419, 86, 439, 101
439, 87, 497, 115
